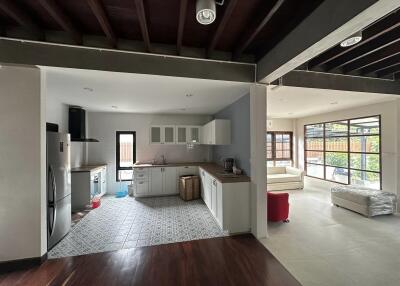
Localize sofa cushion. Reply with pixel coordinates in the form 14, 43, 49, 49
267, 167, 286, 175
267, 173, 301, 184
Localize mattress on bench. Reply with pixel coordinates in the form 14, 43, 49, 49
331, 185, 397, 217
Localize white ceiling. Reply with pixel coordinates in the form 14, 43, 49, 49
267, 85, 398, 119
42, 66, 251, 115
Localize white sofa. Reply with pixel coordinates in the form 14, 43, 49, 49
267, 167, 304, 191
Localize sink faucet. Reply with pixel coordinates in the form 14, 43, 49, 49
161, 155, 167, 165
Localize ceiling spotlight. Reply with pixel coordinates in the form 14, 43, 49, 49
111, 106, 118, 109
186, 94, 194, 97
196, 0, 216, 25
83, 87, 93, 92
340, 31, 362, 47
330, 101, 338, 105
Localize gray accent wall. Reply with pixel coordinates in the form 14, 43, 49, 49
212, 94, 251, 176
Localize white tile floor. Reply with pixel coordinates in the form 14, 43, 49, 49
260, 180, 400, 286
49, 195, 225, 259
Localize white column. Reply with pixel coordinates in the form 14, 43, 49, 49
0, 65, 46, 262
250, 84, 267, 238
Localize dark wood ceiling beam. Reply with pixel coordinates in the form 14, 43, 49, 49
134, 0, 151, 53
376, 63, 400, 78
233, 0, 285, 60
177, 0, 187, 55
87, 0, 117, 48
308, 10, 400, 69
342, 42, 400, 73
361, 54, 400, 75
207, 0, 238, 58
0, 0, 43, 40
38, 0, 82, 45
325, 28, 400, 71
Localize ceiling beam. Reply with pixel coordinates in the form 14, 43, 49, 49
177, 0, 187, 55
361, 54, 400, 75
87, 0, 117, 48
308, 9, 400, 69
0, 38, 255, 82
0, 0, 43, 40
274, 69, 400, 95
377, 63, 400, 78
233, 0, 285, 60
342, 42, 400, 73
326, 28, 400, 71
207, 0, 238, 58
257, 0, 400, 83
38, 0, 82, 45
134, 0, 151, 52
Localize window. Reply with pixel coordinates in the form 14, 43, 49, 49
266, 132, 293, 167
305, 116, 381, 189
116, 131, 136, 181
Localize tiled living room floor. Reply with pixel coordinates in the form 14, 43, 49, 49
49, 196, 225, 258
260, 178, 400, 286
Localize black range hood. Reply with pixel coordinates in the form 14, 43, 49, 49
68, 107, 99, 142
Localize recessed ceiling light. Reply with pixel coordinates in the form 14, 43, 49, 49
330, 101, 338, 105
111, 106, 118, 109
186, 94, 194, 97
196, 0, 216, 25
83, 87, 93, 92
340, 31, 362, 47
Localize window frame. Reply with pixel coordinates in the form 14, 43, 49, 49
116, 131, 136, 181
304, 115, 382, 189
267, 131, 293, 166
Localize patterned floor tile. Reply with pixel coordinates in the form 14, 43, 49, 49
48, 195, 225, 258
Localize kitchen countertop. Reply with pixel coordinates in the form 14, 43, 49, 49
133, 162, 251, 184
71, 164, 107, 173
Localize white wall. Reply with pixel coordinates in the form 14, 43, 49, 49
296, 100, 399, 198
267, 118, 294, 132
87, 112, 212, 194
0, 65, 46, 261
45, 81, 86, 168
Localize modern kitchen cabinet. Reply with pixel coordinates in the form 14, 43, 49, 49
150, 125, 176, 144
71, 165, 107, 211
176, 126, 188, 144
199, 167, 250, 234
134, 166, 178, 196
188, 126, 201, 143
201, 119, 231, 145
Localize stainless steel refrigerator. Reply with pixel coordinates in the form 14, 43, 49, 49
47, 132, 72, 250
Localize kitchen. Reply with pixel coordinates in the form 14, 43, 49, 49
44, 66, 253, 258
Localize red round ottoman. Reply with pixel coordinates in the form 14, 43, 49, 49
267, 192, 289, 222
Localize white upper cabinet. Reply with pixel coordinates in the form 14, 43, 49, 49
163, 126, 176, 144
150, 125, 176, 144
150, 126, 162, 144
150, 120, 229, 145
176, 126, 188, 144
188, 126, 201, 144
201, 119, 231, 145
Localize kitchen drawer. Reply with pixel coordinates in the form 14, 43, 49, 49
135, 180, 149, 195
134, 172, 149, 180
133, 167, 150, 175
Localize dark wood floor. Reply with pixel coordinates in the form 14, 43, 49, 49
0, 234, 301, 286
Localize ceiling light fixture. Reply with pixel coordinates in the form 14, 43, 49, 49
196, 0, 216, 25
186, 94, 194, 97
330, 101, 338, 105
83, 87, 93, 92
340, 31, 362, 48
111, 106, 118, 109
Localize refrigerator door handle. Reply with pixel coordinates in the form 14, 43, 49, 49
48, 165, 57, 236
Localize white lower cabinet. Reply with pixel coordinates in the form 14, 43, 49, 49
163, 167, 177, 194
199, 167, 250, 234
134, 167, 178, 197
